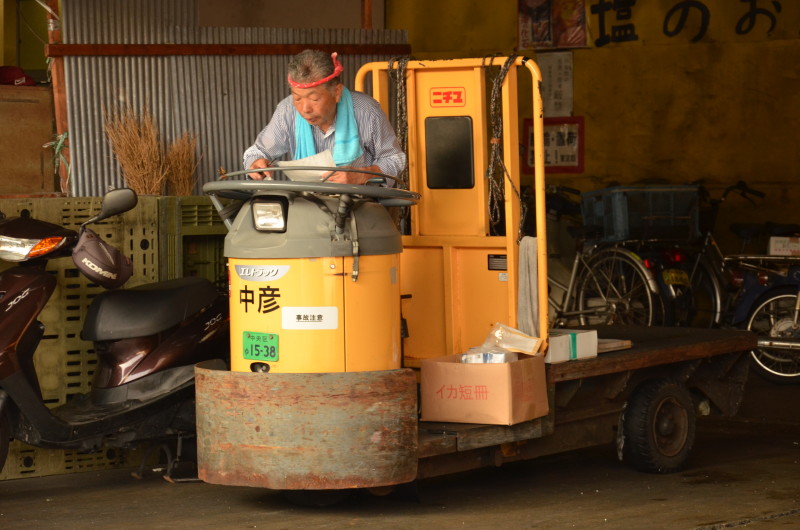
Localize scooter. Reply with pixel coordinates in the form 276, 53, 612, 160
0, 188, 229, 478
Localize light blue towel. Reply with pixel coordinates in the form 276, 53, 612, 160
294, 87, 363, 166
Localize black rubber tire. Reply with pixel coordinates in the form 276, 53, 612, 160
622, 379, 696, 474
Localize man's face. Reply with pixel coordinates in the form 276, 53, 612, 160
291, 84, 342, 131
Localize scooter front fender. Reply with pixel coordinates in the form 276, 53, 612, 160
0, 267, 57, 379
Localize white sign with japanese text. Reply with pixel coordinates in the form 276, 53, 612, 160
282, 306, 338, 330
537, 51, 574, 118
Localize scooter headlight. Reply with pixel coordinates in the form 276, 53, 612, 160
0, 235, 67, 261
252, 199, 287, 232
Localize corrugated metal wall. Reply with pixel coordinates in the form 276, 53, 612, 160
61, 0, 407, 196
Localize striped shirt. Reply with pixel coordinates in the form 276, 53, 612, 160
243, 91, 406, 180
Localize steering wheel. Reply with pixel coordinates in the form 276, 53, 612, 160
204, 167, 420, 228
204, 167, 419, 205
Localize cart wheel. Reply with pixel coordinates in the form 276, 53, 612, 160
622, 379, 696, 474
281, 489, 353, 507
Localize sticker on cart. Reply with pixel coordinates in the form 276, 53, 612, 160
235, 264, 290, 282
242, 331, 279, 361
430, 87, 466, 107
282, 307, 338, 330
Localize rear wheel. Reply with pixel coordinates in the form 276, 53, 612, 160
745, 287, 800, 383
622, 379, 696, 473
577, 250, 655, 326
688, 258, 720, 328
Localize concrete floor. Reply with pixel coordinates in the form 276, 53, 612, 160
1, 376, 798, 529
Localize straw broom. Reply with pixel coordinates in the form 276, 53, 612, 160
164, 131, 200, 196
104, 105, 201, 196
103, 105, 165, 195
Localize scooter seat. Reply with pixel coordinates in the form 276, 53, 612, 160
81, 277, 220, 341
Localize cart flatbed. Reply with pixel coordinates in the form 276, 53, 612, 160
416, 326, 756, 478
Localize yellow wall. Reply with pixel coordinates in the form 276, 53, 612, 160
387, 0, 519, 59
17, 0, 49, 72
0, 0, 49, 72
386, 0, 800, 251
1, 0, 15, 65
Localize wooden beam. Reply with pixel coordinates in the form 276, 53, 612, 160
46, 0, 69, 194
361, 0, 373, 30
45, 43, 411, 58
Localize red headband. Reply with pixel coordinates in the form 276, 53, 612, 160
288, 52, 344, 88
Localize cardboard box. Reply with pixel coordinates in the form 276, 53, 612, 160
545, 329, 598, 363
420, 353, 548, 425
768, 236, 800, 256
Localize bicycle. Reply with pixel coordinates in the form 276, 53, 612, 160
544, 186, 662, 328
671, 181, 800, 383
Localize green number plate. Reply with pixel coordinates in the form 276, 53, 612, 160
663, 269, 690, 287
243, 332, 279, 361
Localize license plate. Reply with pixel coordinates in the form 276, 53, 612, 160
663, 269, 690, 286
243, 331, 279, 361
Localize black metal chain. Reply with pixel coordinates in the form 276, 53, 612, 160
387, 56, 412, 191
484, 55, 527, 241
387, 56, 414, 233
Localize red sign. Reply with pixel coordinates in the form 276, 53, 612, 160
430, 87, 466, 107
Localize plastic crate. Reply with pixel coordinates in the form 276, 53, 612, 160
581, 185, 700, 242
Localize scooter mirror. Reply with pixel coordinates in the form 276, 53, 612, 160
83, 188, 138, 227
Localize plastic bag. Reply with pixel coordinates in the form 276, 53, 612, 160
480, 323, 541, 354
459, 323, 542, 363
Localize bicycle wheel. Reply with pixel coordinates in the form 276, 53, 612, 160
576, 249, 656, 326
745, 286, 800, 383
687, 257, 721, 328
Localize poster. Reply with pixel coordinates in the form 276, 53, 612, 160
537, 51, 573, 118
518, 0, 587, 50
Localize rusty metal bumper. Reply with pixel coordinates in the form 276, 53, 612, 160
195, 361, 418, 490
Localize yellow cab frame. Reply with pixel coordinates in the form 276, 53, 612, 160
356, 56, 549, 363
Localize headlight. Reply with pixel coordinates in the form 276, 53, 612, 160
252, 200, 287, 232
0, 235, 67, 261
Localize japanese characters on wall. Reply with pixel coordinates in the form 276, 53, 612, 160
520, 0, 792, 51
589, 0, 787, 46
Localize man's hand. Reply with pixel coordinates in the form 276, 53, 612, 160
247, 158, 272, 180
323, 165, 383, 185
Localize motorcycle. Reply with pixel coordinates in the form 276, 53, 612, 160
0, 188, 229, 478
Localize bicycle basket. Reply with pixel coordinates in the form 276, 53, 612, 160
580, 185, 700, 243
